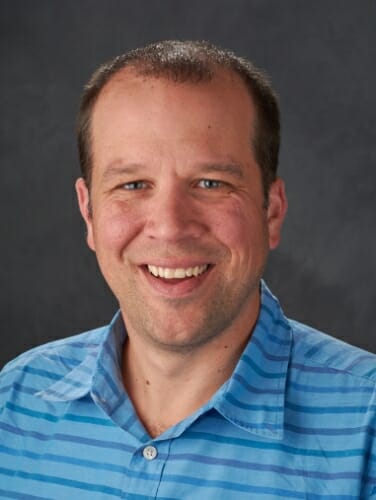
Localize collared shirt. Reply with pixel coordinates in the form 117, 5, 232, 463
1, 282, 376, 499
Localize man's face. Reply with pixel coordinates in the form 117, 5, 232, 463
76, 69, 286, 352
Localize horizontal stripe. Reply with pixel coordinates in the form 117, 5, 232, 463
5, 402, 114, 426
290, 363, 341, 374
45, 354, 82, 367
288, 380, 374, 393
344, 354, 376, 371
185, 431, 369, 458
0, 422, 134, 452
286, 401, 374, 414
0, 467, 123, 496
258, 319, 291, 345
19, 366, 62, 381
0, 444, 129, 474
285, 422, 376, 436
251, 336, 290, 362
0, 488, 50, 500
170, 452, 360, 480
242, 354, 285, 378
305, 339, 332, 358
225, 393, 283, 412
233, 373, 284, 395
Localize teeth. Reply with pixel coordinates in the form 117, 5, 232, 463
147, 264, 209, 279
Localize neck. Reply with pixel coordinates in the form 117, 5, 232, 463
121, 304, 259, 438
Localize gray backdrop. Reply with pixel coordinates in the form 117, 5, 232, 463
1, 0, 375, 368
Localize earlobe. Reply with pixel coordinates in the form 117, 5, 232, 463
75, 178, 96, 251
267, 178, 288, 250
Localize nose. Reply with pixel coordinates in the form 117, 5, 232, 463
144, 185, 206, 242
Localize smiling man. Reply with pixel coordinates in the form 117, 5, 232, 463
1, 41, 376, 499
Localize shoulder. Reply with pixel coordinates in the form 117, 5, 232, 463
0, 325, 109, 406
288, 318, 376, 384
1, 325, 108, 374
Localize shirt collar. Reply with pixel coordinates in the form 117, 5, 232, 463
35, 311, 126, 402
213, 281, 292, 440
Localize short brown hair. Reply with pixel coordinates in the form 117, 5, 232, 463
77, 40, 280, 200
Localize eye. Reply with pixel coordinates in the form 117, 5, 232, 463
122, 180, 147, 190
197, 179, 223, 189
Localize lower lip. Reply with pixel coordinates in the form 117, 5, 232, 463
140, 266, 213, 298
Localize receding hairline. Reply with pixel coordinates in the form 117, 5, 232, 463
92, 61, 254, 109
88, 64, 261, 176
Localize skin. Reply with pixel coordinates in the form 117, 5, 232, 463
76, 68, 287, 436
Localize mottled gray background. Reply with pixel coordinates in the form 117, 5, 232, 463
1, 0, 375, 368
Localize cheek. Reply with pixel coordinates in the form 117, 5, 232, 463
93, 201, 142, 252
209, 200, 269, 268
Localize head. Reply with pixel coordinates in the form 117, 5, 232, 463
77, 40, 280, 203
75, 40, 287, 353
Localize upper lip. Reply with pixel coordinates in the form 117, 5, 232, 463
139, 259, 213, 268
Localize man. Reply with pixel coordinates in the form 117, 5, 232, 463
1, 40, 375, 499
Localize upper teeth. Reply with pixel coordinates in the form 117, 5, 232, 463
147, 264, 209, 279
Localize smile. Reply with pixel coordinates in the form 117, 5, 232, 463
147, 264, 209, 279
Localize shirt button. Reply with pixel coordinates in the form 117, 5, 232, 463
143, 445, 158, 460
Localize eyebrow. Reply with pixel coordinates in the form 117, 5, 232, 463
200, 163, 245, 180
101, 163, 145, 181
100, 161, 245, 181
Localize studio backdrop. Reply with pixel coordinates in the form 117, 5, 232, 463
0, 0, 375, 368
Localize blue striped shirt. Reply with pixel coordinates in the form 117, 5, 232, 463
1, 282, 376, 499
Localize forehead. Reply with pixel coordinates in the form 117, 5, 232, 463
93, 66, 254, 124
90, 68, 257, 170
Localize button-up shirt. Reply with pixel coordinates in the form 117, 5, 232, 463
1, 282, 376, 499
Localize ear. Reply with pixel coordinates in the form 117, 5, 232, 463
75, 178, 96, 251
267, 178, 288, 250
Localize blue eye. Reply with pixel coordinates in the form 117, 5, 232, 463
123, 181, 146, 190
198, 179, 222, 189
